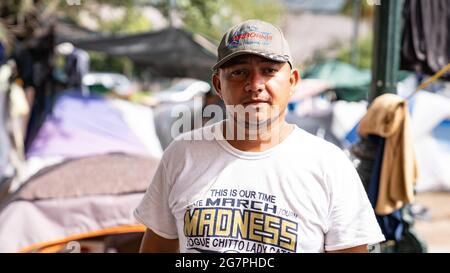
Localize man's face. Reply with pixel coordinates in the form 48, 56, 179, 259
213, 54, 299, 126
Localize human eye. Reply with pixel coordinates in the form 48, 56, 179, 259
230, 69, 247, 78
262, 67, 278, 75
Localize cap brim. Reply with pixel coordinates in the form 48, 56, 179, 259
212, 50, 290, 71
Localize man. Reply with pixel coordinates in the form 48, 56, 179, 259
135, 19, 385, 253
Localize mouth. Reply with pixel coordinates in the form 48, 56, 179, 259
242, 100, 270, 106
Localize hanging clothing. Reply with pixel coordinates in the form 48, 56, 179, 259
0, 43, 4, 64
20, 23, 55, 153
0, 64, 12, 180
358, 94, 419, 215
401, 0, 450, 80
65, 48, 90, 95
0, 62, 29, 192
365, 136, 404, 242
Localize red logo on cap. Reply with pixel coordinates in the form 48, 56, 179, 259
227, 26, 273, 49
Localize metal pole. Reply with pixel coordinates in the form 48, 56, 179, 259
369, 0, 404, 103
351, 0, 362, 67
168, 0, 175, 27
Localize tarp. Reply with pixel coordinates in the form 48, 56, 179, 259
409, 91, 450, 192
72, 27, 217, 81
302, 60, 371, 101
55, 18, 104, 44
303, 61, 413, 102
344, 90, 450, 193
13, 154, 159, 201
26, 90, 163, 159
0, 193, 144, 252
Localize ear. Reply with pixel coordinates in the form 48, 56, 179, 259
289, 68, 300, 96
212, 72, 223, 99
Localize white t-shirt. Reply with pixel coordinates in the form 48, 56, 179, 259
135, 122, 385, 253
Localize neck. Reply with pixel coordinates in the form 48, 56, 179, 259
222, 116, 293, 152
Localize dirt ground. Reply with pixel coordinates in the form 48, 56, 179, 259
414, 191, 450, 253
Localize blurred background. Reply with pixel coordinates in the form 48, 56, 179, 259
0, 0, 449, 253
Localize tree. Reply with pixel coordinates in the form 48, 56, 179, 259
1, 0, 283, 75
173, 0, 283, 41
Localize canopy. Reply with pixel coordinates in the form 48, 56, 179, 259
73, 27, 217, 81
55, 18, 104, 44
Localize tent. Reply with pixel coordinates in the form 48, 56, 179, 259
0, 153, 159, 253
72, 27, 217, 81
26, 90, 163, 160
302, 60, 372, 102
302, 60, 413, 102
0, 89, 165, 252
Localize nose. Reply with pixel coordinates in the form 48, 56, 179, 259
244, 71, 265, 93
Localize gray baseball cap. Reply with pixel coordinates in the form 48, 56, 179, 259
212, 19, 292, 71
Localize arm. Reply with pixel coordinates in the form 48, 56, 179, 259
326, 244, 368, 253
139, 228, 179, 253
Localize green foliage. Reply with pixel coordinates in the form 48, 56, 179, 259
341, 0, 375, 19
97, 8, 152, 34
89, 51, 134, 76
337, 34, 373, 69
176, 0, 284, 41
49, 0, 148, 34
12, 0, 282, 75
58, 1, 151, 74
85, 0, 283, 73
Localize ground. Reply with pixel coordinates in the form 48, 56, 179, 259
414, 191, 450, 253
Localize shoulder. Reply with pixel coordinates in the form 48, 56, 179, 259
289, 127, 357, 185
291, 127, 347, 159
161, 122, 221, 164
